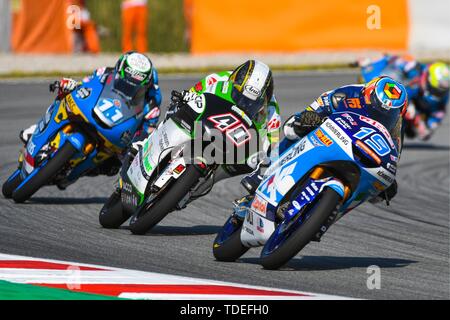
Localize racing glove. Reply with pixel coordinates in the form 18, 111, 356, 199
50, 78, 79, 99
166, 90, 197, 118
167, 90, 187, 115
292, 110, 324, 137
144, 106, 161, 133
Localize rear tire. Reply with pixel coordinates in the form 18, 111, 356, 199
2, 170, 22, 199
260, 188, 341, 270
129, 165, 202, 235
99, 190, 129, 228
12, 143, 76, 203
213, 217, 249, 262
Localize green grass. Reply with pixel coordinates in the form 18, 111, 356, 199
86, 0, 188, 53
0, 280, 122, 300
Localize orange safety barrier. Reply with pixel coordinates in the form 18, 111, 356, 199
12, 0, 73, 53
122, 3, 149, 53
191, 0, 409, 54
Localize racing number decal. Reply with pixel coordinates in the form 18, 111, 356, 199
98, 99, 124, 123
354, 127, 390, 156
208, 113, 251, 147
366, 134, 390, 156
208, 113, 240, 132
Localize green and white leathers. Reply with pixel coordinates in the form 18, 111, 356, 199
100, 64, 282, 233
190, 70, 282, 152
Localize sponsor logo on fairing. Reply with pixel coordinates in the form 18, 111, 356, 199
75, 87, 91, 99
279, 141, 305, 166
386, 162, 397, 174
256, 217, 264, 233
251, 195, 268, 217
376, 169, 394, 184
335, 117, 352, 130
315, 129, 333, 146
324, 121, 350, 145
27, 139, 36, 155
206, 76, 217, 86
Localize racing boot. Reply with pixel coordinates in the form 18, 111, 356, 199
232, 194, 254, 221
240, 168, 263, 194
87, 157, 122, 177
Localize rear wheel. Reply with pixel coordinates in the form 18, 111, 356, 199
99, 190, 129, 228
260, 188, 341, 270
213, 216, 249, 262
129, 165, 202, 235
2, 170, 22, 199
12, 143, 76, 203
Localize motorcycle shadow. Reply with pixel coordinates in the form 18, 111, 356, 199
240, 256, 416, 271
29, 197, 109, 205
119, 224, 222, 237
403, 143, 450, 151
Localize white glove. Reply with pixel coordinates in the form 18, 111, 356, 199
59, 78, 79, 95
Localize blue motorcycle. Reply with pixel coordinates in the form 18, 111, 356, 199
213, 111, 399, 269
2, 75, 146, 203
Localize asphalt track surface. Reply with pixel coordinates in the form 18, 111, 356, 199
0, 72, 448, 299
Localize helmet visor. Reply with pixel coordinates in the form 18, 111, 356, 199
113, 75, 142, 100
231, 86, 265, 119
427, 80, 448, 98
368, 93, 402, 132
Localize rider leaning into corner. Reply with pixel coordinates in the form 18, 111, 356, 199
360, 54, 449, 140
131, 59, 282, 198
19, 51, 162, 185
236, 76, 409, 229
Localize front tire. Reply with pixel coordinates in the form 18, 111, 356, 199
213, 216, 249, 262
12, 143, 76, 203
99, 190, 129, 228
2, 170, 22, 199
129, 165, 202, 235
260, 188, 341, 270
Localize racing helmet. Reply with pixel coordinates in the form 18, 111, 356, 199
362, 76, 408, 132
113, 51, 153, 101
229, 60, 274, 119
421, 62, 450, 98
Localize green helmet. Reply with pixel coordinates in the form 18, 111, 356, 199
114, 51, 153, 100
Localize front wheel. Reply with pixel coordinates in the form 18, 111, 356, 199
129, 165, 202, 235
2, 170, 22, 199
213, 216, 249, 262
99, 190, 129, 228
12, 143, 76, 203
260, 188, 341, 270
